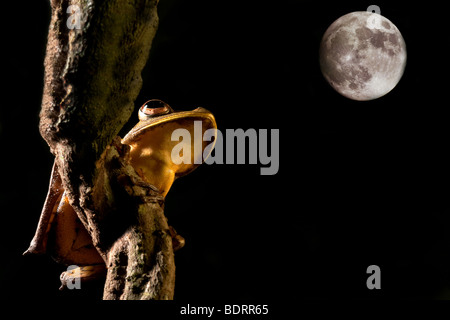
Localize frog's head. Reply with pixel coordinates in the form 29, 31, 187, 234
122, 99, 217, 197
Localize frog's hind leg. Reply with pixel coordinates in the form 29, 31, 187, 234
48, 193, 104, 266
47, 192, 106, 288
24, 160, 63, 255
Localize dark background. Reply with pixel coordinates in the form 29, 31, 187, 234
1, 0, 450, 307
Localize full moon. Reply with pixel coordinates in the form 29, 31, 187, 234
319, 12, 407, 101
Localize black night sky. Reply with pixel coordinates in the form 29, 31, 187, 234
1, 0, 450, 311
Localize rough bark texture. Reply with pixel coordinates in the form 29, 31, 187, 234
94, 138, 175, 299
40, 0, 175, 299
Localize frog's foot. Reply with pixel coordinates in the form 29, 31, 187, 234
169, 226, 185, 252
59, 264, 106, 290
58, 227, 183, 290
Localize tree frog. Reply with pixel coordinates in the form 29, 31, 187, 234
25, 99, 217, 287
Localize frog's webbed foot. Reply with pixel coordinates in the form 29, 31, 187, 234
59, 264, 107, 290
169, 226, 185, 252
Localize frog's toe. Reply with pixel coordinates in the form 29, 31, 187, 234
23, 244, 39, 256
59, 264, 106, 290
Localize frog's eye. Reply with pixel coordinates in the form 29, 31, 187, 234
138, 99, 172, 121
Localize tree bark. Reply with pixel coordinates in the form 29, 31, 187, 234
40, 0, 175, 299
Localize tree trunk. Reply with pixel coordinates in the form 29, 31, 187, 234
40, 0, 174, 299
